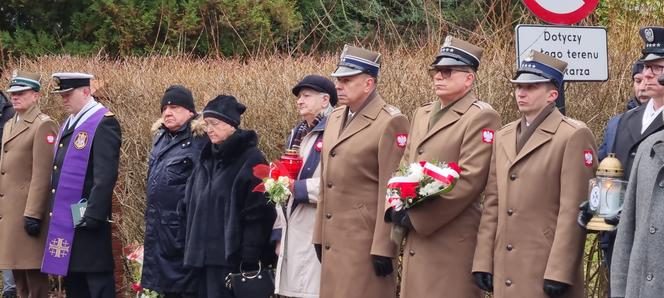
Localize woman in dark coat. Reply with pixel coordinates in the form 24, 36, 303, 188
180, 95, 276, 297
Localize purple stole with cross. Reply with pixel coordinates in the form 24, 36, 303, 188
41, 107, 108, 276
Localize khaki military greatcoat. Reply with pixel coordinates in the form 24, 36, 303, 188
313, 93, 409, 298
473, 109, 597, 298
0, 105, 58, 269
397, 92, 500, 298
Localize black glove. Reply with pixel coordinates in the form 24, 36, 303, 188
24, 216, 41, 236
371, 255, 393, 277
76, 216, 103, 229
577, 201, 593, 228
543, 279, 570, 297
472, 271, 493, 292
314, 244, 322, 262
604, 211, 621, 226
390, 209, 413, 229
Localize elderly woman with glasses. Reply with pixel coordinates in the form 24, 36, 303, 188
179, 95, 276, 297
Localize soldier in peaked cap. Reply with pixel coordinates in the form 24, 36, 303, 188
312, 45, 409, 298
611, 26, 664, 298
383, 36, 500, 298
473, 50, 597, 298
0, 70, 58, 298
41, 72, 121, 298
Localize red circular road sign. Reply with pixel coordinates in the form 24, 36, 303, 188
522, 0, 599, 25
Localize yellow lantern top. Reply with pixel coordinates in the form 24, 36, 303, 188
596, 153, 623, 178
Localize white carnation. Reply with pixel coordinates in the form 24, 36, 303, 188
264, 178, 276, 190
407, 163, 424, 181
419, 181, 443, 197
277, 176, 290, 185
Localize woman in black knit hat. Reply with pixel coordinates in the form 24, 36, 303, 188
179, 95, 276, 297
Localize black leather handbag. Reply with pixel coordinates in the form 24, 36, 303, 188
225, 262, 275, 298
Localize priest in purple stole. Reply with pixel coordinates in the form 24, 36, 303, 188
41, 72, 122, 298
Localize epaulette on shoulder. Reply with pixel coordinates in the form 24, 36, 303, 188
472, 101, 494, 110
38, 114, 51, 121
562, 116, 587, 128
383, 104, 402, 116
104, 111, 115, 117
420, 101, 434, 107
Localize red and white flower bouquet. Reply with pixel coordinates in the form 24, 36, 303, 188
252, 160, 295, 206
386, 161, 461, 210
385, 161, 461, 243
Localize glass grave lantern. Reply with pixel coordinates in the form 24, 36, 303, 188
586, 153, 627, 231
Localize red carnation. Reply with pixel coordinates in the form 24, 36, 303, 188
131, 283, 142, 292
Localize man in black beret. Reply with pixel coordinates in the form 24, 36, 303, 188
273, 75, 337, 297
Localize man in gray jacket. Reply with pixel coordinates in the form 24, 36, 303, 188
611, 26, 664, 298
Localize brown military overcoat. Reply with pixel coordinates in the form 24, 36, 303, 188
0, 104, 58, 269
313, 93, 409, 298
396, 92, 500, 298
473, 108, 597, 298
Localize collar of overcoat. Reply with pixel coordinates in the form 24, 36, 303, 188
2, 104, 41, 146
326, 92, 385, 150
623, 103, 664, 145
415, 91, 477, 147
151, 116, 204, 161
500, 107, 564, 166
650, 139, 664, 165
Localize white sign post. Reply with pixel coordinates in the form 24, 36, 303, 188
515, 24, 609, 81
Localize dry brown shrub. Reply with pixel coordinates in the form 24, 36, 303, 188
1, 17, 650, 296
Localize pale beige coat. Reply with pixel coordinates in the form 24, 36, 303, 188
397, 92, 500, 298
0, 104, 58, 269
473, 109, 597, 298
313, 94, 409, 298
274, 118, 325, 298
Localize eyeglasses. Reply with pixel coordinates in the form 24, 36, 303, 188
643, 64, 664, 76
204, 119, 224, 128
428, 67, 470, 78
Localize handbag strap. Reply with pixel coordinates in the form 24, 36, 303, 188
240, 261, 262, 279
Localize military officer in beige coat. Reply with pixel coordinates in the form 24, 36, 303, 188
312, 45, 409, 298
385, 36, 500, 298
0, 71, 58, 298
472, 50, 597, 298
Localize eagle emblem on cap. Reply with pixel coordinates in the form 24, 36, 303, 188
645, 28, 655, 43
523, 50, 535, 62
340, 44, 349, 59
53, 77, 61, 89
443, 36, 452, 47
